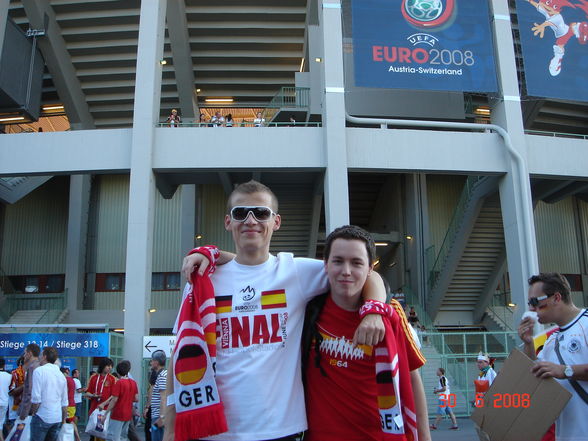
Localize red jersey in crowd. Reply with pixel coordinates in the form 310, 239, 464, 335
110, 377, 138, 422
87, 373, 116, 414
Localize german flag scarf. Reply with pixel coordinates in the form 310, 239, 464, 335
173, 246, 228, 441
361, 300, 419, 441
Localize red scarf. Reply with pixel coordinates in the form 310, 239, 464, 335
361, 300, 419, 441
173, 246, 227, 441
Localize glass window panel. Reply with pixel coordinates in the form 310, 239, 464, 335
166, 273, 180, 290
105, 275, 121, 291
152, 273, 164, 290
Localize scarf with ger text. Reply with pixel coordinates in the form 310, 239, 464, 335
360, 300, 420, 441
173, 246, 227, 441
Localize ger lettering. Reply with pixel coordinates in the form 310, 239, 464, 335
178, 386, 216, 407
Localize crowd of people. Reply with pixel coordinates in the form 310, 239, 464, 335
165, 110, 300, 127
0, 345, 169, 441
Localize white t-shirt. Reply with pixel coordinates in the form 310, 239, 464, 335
0, 370, 11, 407
437, 375, 450, 399
537, 309, 588, 441
478, 367, 497, 385
176, 253, 327, 441
73, 378, 82, 404
31, 363, 68, 424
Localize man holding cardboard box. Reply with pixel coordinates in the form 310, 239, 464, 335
518, 272, 588, 441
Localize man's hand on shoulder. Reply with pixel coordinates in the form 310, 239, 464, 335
182, 249, 235, 280
182, 253, 210, 279
353, 314, 385, 346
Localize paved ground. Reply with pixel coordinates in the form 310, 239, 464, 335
79, 418, 479, 441
431, 417, 479, 441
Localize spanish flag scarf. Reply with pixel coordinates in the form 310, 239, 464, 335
361, 300, 419, 441
173, 246, 228, 441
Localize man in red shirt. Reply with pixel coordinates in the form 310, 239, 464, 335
103, 361, 138, 441
86, 359, 116, 416
303, 225, 431, 441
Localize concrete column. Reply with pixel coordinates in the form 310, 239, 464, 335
123, 0, 167, 382
490, 0, 539, 328
404, 174, 429, 305
64, 175, 91, 311
180, 184, 196, 287
321, 0, 349, 232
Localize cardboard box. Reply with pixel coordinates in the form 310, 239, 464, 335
470, 348, 571, 441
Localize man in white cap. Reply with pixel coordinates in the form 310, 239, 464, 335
474, 352, 496, 400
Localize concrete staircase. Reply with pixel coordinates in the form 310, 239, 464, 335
441, 196, 504, 313
0, 176, 52, 204
269, 182, 317, 257
420, 344, 469, 417
4, 308, 69, 332
484, 306, 515, 332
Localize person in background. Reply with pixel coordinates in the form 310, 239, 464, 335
61, 368, 81, 441
253, 111, 265, 127
7, 357, 25, 434
30, 347, 68, 441
103, 361, 138, 441
474, 352, 496, 400
71, 369, 83, 424
0, 358, 12, 441
148, 352, 166, 441
289, 115, 296, 126
86, 359, 115, 417
142, 368, 158, 441
225, 113, 234, 127
166, 109, 181, 127
19, 344, 41, 421
430, 367, 458, 431
518, 272, 588, 441
86, 359, 116, 441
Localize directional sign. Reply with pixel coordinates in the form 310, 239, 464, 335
0, 333, 109, 357
142, 336, 176, 358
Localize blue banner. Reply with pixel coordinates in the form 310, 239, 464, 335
0, 333, 110, 357
516, 0, 588, 101
352, 0, 498, 92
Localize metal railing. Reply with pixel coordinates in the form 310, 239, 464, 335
0, 291, 66, 323
486, 291, 516, 332
267, 87, 310, 109
428, 176, 485, 291
421, 330, 518, 416
525, 129, 588, 140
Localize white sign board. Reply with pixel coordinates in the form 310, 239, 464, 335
143, 336, 176, 358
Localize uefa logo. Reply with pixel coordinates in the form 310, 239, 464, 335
401, 0, 456, 29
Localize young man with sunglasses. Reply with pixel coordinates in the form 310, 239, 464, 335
169, 180, 386, 441
518, 272, 588, 441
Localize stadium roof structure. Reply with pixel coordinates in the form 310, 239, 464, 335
6, 0, 307, 128
1, 0, 586, 134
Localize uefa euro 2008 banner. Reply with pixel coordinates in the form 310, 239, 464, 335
352, 0, 498, 93
516, 0, 588, 102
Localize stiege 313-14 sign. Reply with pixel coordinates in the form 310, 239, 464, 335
352, 0, 498, 93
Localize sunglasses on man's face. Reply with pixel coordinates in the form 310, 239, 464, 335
230, 206, 276, 222
527, 292, 555, 308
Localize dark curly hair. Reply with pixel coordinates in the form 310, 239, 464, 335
528, 272, 572, 304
